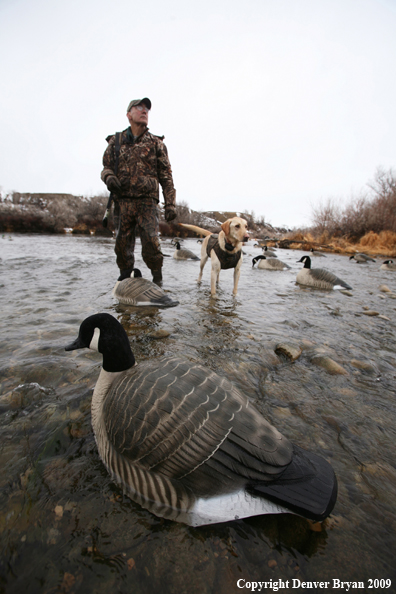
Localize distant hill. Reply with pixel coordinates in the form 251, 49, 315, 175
0, 192, 290, 237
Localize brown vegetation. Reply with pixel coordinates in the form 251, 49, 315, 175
0, 192, 111, 234
278, 167, 396, 257
310, 167, 396, 239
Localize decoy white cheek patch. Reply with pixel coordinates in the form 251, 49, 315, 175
89, 327, 100, 351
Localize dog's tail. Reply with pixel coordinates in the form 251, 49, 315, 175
178, 223, 212, 237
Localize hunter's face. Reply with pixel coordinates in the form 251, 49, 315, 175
127, 104, 149, 127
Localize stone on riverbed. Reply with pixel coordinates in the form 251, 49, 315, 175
311, 355, 348, 375
275, 342, 302, 361
350, 359, 377, 374
148, 328, 172, 339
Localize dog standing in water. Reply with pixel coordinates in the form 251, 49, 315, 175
179, 217, 249, 296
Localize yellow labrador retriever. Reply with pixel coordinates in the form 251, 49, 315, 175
179, 217, 249, 296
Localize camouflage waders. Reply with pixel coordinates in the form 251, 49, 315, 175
114, 198, 163, 275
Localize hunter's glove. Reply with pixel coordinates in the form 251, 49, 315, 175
165, 205, 177, 222
106, 175, 122, 195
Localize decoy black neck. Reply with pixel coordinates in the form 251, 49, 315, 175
252, 255, 266, 267
98, 322, 135, 373
102, 344, 135, 373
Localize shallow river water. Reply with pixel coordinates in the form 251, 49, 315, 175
1, 233, 396, 594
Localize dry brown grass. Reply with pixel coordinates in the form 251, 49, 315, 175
279, 229, 396, 257
356, 230, 396, 255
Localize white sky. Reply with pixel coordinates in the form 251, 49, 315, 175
1, 0, 396, 228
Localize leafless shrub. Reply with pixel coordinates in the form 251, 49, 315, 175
311, 168, 396, 241
311, 197, 343, 236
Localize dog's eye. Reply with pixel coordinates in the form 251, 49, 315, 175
235, 224, 240, 228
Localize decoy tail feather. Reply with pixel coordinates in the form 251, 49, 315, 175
248, 445, 337, 521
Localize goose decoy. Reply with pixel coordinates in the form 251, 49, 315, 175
173, 241, 199, 260
65, 313, 337, 527
310, 248, 326, 257
349, 254, 376, 263
380, 259, 396, 271
112, 269, 179, 308
297, 256, 352, 290
262, 246, 278, 257
252, 255, 290, 271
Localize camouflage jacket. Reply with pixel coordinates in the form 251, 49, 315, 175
101, 127, 176, 206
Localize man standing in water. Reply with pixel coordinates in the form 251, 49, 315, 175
101, 98, 177, 284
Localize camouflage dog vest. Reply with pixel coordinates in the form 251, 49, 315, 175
206, 234, 242, 270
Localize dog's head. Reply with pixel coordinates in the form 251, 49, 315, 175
221, 217, 249, 244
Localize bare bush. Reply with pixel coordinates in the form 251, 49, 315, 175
311, 197, 343, 236
311, 168, 396, 241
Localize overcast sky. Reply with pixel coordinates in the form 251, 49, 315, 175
1, 0, 395, 228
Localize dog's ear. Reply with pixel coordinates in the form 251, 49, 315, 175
221, 220, 231, 237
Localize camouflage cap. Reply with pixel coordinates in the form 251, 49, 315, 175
127, 98, 151, 112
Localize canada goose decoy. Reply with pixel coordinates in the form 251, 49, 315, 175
380, 259, 396, 271
262, 246, 278, 257
65, 313, 337, 527
252, 255, 290, 271
310, 248, 326, 257
349, 254, 376, 263
297, 256, 352, 290
173, 241, 199, 260
112, 269, 179, 308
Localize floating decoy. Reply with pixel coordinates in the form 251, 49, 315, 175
310, 248, 326, 257
297, 256, 352, 290
113, 269, 179, 308
173, 241, 199, 260
65, 313, 337, 527
380, 259, 396, 271
262, 246, 277, 257
349, 254, 376, 263
252, 255, 290, 271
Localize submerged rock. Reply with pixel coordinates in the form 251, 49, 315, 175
311, 355, 348, 375
275, 343, 302, 361
148, 328, 172, 339
350, 359, 377, 374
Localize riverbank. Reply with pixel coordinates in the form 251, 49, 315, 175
276, 229, 396, 259
1, 192, 396, 258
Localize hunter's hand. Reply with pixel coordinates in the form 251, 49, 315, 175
106, 175, 122, 194
165, 205, 177, 222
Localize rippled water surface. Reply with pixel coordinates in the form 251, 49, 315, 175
1, 233, 396, 594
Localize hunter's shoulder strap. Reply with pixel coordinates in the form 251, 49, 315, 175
114, 132, 121, 175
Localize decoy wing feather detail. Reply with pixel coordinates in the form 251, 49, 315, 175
103, 357, 293, 494
113, 278, 178, 307
301, 267, 352, 289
